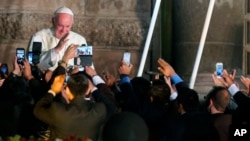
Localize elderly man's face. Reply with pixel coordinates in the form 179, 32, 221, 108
53, 13, 73, 39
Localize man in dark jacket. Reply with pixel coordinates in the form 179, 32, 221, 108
34, 68, 116, 140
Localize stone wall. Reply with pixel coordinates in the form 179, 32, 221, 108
0, 0, 156, 78
173, 0, 244, 76
172, 0, 244, 96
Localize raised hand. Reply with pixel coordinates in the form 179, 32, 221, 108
229, 69, 236, 81
22, 58, 34, 80
164, 76, 177, 94
12, 56, 22, 76
54, 33, 69, 53
157, 58, 176, 77
240, 76, 250, 95
50, 74, 66, 94
85, 66, 97, 77
221, 69, 234, 87
118, 61, 133, 76
70, 66, 80, 74
212, 71, 225, 87
102, 70, 116, 87
0, 79, 5, 87
62, 44, 79, 62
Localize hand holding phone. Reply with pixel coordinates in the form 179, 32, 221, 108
216, 62, 223, 78
123, 52, 131, 66
16, 48, 25, 65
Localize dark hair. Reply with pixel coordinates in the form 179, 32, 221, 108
148, 79, 170, 105
67, 73, 89, 96
131, 77, 151, 100
1, 75, 31, 104
177, 87, 199, 112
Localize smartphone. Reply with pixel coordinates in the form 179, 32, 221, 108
32, 42, 42, 54
77, 45, 93, 56
216, 62, 223, 78
77, 45, 93, 67
16, 48, 25, 64
0, 63, 8, 79
123, 52, 131, 66
28, 52, 33, 64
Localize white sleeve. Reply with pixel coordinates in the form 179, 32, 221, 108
228, 84, 240, 97
92, 75, 105, 85
170, 92, 178, 101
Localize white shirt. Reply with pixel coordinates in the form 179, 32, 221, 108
28, 28, 87, 71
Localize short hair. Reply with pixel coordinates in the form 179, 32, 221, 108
66, 73, 89, 96
206, 86, 230, 112
177, 87, 199, 112
148, 79, 171, 105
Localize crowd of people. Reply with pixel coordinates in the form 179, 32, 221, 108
0, 6, 250, 141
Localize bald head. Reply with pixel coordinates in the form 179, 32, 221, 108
206, 86, 231, 113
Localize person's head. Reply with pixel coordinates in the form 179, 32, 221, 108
131, 77, 151, 100
176, 87, 199, 114
102, 112, 148, 141
148, 79, 170, 105
205, 86, 230, 114
66, 73, 89, 98
52, 6, 74, 38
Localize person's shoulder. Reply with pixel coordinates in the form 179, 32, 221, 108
91, 102, 106, 112
93, 101, 106, 109
86, 102, 107, 118
69, 31, 86, 40
34, 28, 53, 36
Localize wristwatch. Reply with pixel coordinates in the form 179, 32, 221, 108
58, 60, 67, 66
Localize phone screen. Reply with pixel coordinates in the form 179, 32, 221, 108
28, 52, 33, 64
216, 63, 223, 78
77, 46, 93, 56
16, 48, 25, 64
123, 52, 131, 65
0, 64, 8, 78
